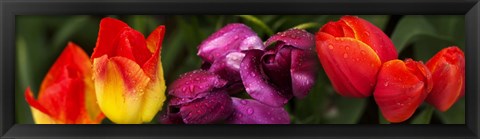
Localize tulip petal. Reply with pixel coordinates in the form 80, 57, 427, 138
240, 50, 289, 107
290, 48, 318, 98
426, 46, 465, 112
208, 52, 245, 82
92, 17, 152, 66
93, 55, 151, 124
179, 91, 233, 124
374, 59, 431, 123
316, 32, 381, 97
39, 42, 92, 97
168, 70, 227, 99
225, 98, 290, 124
262, 45, 293, 98
265, 28, 315, 50
197, 23, 264, 63
339, 16, 398, 62
139, 25, 167, 122
25, 88, 56, 124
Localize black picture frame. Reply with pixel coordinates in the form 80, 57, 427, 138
1, 0, 479, 138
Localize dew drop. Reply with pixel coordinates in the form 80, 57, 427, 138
328, 45, 334, 50
240, 100, 248, 105
345, 46, 350, 50
384, 81, 389, 86
343, 53, 348, 58
247, 108, 254, 115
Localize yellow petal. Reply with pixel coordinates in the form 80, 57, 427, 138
93, 55, 151, 124
140, 61, 166, 122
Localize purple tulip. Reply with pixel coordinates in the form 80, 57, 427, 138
240, 29, 318, 107
162, 23, 317, 124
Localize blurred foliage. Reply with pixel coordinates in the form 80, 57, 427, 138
15, 15, 465, 124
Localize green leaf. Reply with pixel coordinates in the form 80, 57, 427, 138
237, 15, 274, 36
411, 105, 434, 124
391, 15, 436, 52
436, 98, 465, 124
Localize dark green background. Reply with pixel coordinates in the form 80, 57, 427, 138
15, 15, 465, 124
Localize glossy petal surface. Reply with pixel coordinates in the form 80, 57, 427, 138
425, 46, 465, 112
374, 59, 432, 123
168, 70, 227, 99
197, 23, 264, 63
316, 33, 381, 97
225, 98, 290, 124
240, 50, 289, 107
179, 91, 233, 124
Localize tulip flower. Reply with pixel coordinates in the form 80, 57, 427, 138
24, 42, 104, 124
316, 15, 398, 98
425, 46, 465, 112
240, 29, 318, 107
374, 59, 432, 123
162, 23, 314, 124
91, 17, 166, 124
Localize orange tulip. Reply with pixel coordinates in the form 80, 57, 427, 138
316, 15, 398, 97
25, 42, 104, 124
374, 59, 432, 123
91, 17, 166, 124
425, 46, 465, 112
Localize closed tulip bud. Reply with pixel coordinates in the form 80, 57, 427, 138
316, 15, 398, 97
374, 59, 432, 123
425, 46, 465, 112
25, 42, 104, 124
91, 17, 166, 124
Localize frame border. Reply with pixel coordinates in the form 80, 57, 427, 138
1, 0, 479, 138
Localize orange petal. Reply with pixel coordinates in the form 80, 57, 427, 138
93, 55, 151, 124
374, 59, 431, 123
316, 32, 381, 97
340, 16, 398, 63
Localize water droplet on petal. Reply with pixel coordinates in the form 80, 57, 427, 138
247, 108, 254, 115
384, 81, 389, 86
240, 100, 248, 105
328, 45, 334, 50
343, 53, 348, 58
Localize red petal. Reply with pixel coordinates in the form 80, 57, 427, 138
92, 17, 152, 66
316, 32, 381, 97
142, 25, 165, 79
426, 46, 465, 111
39, 42, 91, 96
374, 59, 431, 123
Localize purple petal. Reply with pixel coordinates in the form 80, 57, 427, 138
240, 50, 289, 107
197, 23, 265, 63
265, 29, 315, 50
179, 91, 234, 124
290, 49, 318, 98
168, 70, 227, 99
262, 44, 294, 98
225, 98, 290, 124
208, 52, 245, 82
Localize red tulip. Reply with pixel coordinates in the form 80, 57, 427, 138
25, 42, 104, 124
374, 59, 432, 123
316, 15, 398, 97
425, 46, 465, 112
91, 17, 166, 124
